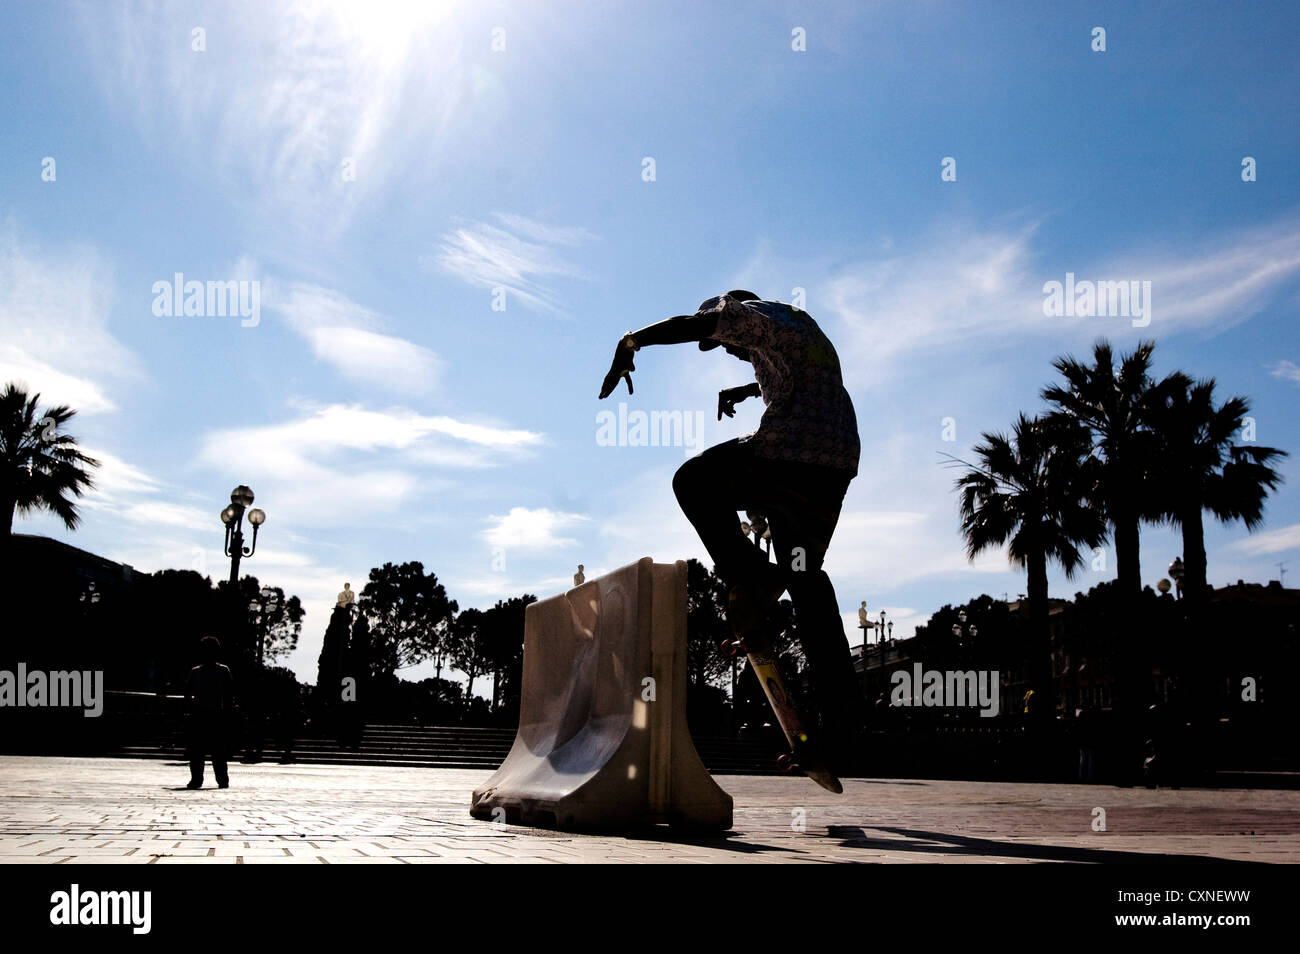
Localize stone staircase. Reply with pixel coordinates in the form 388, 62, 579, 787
111, 723, 784, 775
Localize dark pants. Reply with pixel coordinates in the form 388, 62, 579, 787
672, 439, 864, 752
187, 712, 229, 787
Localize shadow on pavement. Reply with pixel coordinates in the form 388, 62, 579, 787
826, 824, 1259, 864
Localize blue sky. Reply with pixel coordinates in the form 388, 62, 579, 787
3, 0, 1299, 689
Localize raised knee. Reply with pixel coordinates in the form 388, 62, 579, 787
672, 457, 704, 503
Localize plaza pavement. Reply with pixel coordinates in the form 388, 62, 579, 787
0, 755, 1295, 864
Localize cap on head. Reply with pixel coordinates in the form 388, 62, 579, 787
699, 290, 759, 351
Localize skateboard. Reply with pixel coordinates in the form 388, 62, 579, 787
723, 589, 843, 794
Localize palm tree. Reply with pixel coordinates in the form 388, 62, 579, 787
1148, 378, 1287, 606
0, 382, 99, 553
953, 414, 1107, 715
1041, 340, 1188, 600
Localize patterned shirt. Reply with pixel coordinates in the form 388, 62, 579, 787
697, 294, 860, 475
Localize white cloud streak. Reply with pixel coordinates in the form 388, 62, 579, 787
274, 282, 444, 395
1228, 522, 1300, 557
1269, 360, 1300, 385
818, 217, 1300, 391
482, 506, 589, 551
429, 213, 596, 315
0, 224, 136, 414
80, 0, 469, 235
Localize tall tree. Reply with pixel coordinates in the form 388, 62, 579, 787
447, 607, 491, 711
0, 383, 99, 552
481, 594, 536, 719
954, 413, 1107, 714
218, 576, 305, 668
1148, 378, 1287, 605
356, 561, 458, 682
314, 603, 354, 707
1041, 340, 1187, 599
685, 559, 730, 688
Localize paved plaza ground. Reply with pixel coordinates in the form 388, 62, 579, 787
0, 755, 1295, 864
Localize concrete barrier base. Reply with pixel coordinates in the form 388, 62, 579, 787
470, 557, 733, 831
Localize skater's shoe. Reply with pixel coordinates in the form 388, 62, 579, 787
186, 780, 202, 790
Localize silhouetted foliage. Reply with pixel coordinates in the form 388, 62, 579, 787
685, 558, 730, 688
0, 383, 99, 553
953, 414, 1106, 713
1146, 377, 1287, 605
356, 561, 457, 682
447, 607, 491, 710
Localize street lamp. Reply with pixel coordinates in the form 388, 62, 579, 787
1167, 557, 1184, 600
221, 484, 266, 587
952, 611, 978, 661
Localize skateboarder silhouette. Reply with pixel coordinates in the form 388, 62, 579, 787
599, 291, 863, 774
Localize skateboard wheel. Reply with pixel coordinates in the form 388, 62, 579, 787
721, 638, 747, 657
777, 753, 795, 772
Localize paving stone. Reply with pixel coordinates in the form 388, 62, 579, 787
0, 755, 1295, 864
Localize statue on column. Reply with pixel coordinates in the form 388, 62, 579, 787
337, 582, 355, 609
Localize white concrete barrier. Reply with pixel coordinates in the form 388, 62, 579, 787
470, 557, 733, 831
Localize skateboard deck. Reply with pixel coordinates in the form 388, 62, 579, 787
725, 592, 843, 794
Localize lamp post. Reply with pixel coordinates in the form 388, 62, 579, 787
221, 484, 266, 587
952, 610, 978, 666
1167, 557, 1184, 601
221, 485, 266, 762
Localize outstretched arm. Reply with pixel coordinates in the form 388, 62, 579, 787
627, 312, 718, 347
597, 312, 720, 399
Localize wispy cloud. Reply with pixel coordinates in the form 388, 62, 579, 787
80, 0, 468, 234
1269, 360, 1300, 385
483, 506, 589, 551
116, 501, 212, 533
824, 222, 1042, 385
197, 402, 544, 528
817, 217, 1300, 390
1132, 220, 1300, 332
0, 350, 116, 416
81, 449, 162, 499
0, 224, 135, 414
274, 282, 443, 395
1228, 522, 1300, 556
428, 212, 596, 315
